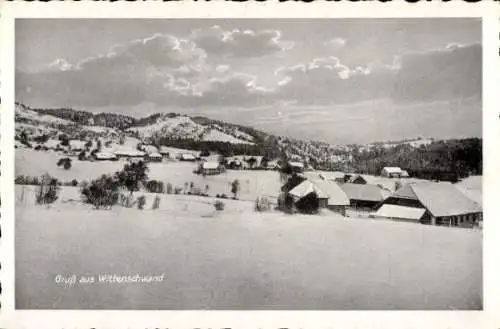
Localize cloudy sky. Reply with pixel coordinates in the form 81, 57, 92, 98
16, 19, 482, 144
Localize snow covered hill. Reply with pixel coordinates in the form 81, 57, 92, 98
127, 113, 255, 144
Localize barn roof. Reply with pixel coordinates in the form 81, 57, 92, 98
201, 161, 220, 169
289, 179, 349, 206
408, 182, 482, 217
95, 152, 117, 159
372, 204, 426, 220
289, 161, 304, 168
115, 149, 145, 157
317, 171, 346, 180
340, 183, 385, 202
383, 167, 403, 173
181, 153, 196, 159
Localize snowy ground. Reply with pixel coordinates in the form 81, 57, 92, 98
16, 148, 282, 201
16, 186, 482, 310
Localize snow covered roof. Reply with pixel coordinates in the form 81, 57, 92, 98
393, 182, 482, 217
95, 152, 117, 160
372, 204, 426, 220
340, 183, 385, 202
69, 140, 86, 149
382, 167, 403, 174
319, 171, 346, 180
142, 145, 159, 153
181, 153, 196, 160
201, 161, 220, 169
114, 149, 145, 157
289, 161, 304, 168
289, 179, 349, 206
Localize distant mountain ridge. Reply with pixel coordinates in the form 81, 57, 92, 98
15, 102, 482, 179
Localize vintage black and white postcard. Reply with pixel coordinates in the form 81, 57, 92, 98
0, 1, 499, 329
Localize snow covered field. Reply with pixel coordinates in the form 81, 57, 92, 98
16, 148, 282, 201
15, 186, 482, 310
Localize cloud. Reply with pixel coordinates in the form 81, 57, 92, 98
324, 37, 346, 49
274, 56, 397, 105
273, 43, 481, 105
16, 29, 481, 113
190, 25, 294, 59
392, 43, 481, 101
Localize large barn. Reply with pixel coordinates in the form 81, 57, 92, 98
287, 179, 350, 215
198, 161, 225, 176
372, 182, 482, 227
340, 183, 387, 209
381, 167, 407, 178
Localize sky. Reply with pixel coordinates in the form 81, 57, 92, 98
15, 19, 482, 144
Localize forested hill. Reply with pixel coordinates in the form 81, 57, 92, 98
344, 138, 482, 180
16, 102, 481, 179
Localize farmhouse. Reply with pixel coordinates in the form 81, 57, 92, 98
158, 146, 171, 157
266, 160, 281, 170
381, 167, 405, 178
198, 161, 225, 176
69, 140, 86, 152
288, 161, 305, 172
340, 183, 386, 209
287, 179, 349, 215
93, 152, 118, 161
142, 145, 159, 154
179, 153, 196, 162
373, 182, 482, 227
318, 171, 347, 183
145, 152, 163, 162
348, 174, 369, 184
114, 149, 145, 159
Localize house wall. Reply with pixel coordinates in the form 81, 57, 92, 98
318, 198, 328, 208
328, 205, 346, 216
435, 212, 482, 228
350, 199, 379, 209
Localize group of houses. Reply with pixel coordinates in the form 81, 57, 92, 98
281, 168, 482, 229
90, 145, 199, 163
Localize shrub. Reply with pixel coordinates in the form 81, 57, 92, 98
15, 175, 25, 185
137, 195, 146, 210
254, 196, 271, 212
277, 192, 295, 214
214, 200, 225, 211
115, 160, 149, 196
71, 179, 79, 187
35, 174, 59, 205
119, 193, 135, 208
78, 151, 86, 161
145, 180, 165, 193
166, 182, 173, 194
220, 193, 228, 199
152, 195, 161, 210
57, 157, 72, 170
81, 174, 120, 209
231, 179, 240, 199
174, 186, 182, 194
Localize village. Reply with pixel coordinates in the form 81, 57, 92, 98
15, 126, 483, 229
